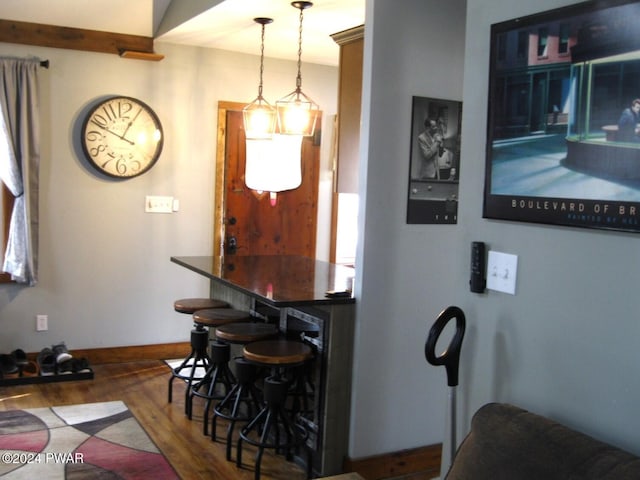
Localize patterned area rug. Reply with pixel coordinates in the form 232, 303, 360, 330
0, 400, 179, 479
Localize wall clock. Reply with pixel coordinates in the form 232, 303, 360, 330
81, 96, 163, 179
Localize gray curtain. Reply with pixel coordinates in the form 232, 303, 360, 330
0, 58, 41, 286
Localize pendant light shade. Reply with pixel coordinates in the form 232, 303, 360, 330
276, 1, 319, 137
243, 17, 277, 140
245, 134, 303, 192
276, 89, 318, 137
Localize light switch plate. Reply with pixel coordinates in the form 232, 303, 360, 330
145, 195, 173, 213
486, 251, 518, 295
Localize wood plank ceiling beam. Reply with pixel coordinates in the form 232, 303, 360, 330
0, 19, 163, 60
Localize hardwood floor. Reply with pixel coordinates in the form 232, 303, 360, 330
0, 360, 307, 480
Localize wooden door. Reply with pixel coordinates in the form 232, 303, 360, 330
213, 101, 319, 258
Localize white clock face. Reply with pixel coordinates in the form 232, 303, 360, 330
81, 96, 163, 178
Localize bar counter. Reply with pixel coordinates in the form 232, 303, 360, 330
170, 255, 356, 477
171, 255, 355, 307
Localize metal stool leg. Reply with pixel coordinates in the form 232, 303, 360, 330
187, 341, 235, 432
168, 325, 211, 412
212, 357, 262, 460
237, 376, 310, 480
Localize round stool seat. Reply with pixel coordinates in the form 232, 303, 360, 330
216, 322, 279, 344
193, 308, 253, 328
243, 339, 312, 366
174, 297, 229, 314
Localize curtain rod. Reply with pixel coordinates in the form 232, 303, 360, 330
0, 57, 49, 68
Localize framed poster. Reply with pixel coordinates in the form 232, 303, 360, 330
407, 96, 462, 224
484, 0, 640, 233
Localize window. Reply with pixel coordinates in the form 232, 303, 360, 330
0, 184, 13, 282
538, 27, 549, 57
517, 31, 528, 59
497, 33, 507, 62
559, 23, 570, 54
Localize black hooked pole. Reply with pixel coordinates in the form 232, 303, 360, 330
425, 306, 466, 472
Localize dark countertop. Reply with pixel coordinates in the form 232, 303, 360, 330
171, 255, 355, 307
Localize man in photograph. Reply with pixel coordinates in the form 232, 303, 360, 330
617, 98, 640, 142
418, 117, 451, 179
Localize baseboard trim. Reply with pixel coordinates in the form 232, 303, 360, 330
344, 443, 442, 480
27, 342, 190, 365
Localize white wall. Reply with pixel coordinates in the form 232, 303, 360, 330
350, 0, 640, 464
0, 41, 338, 352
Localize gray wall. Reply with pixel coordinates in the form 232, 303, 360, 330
2, 0, 639, 469
351, 0, 640, 464
0, 42, 338, 352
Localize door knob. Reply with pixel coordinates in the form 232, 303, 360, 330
226, 236, 237, 254
228, 216, 237, 225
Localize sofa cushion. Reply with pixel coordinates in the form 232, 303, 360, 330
446, 403, 640, 480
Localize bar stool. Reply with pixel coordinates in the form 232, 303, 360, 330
285, 318, 320, 416
187, 308, 254, 425
211, 322, 279, 459
168, 298, 229, 410
237, 339, 313, 480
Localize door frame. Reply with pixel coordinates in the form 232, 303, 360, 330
213, 101, 245, 259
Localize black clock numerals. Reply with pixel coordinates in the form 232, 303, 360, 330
122, 107, 142, 139
90, 100, 133, 127
99, 153, 142, 177
89, 143, 107, 157
85, 130, 102, 143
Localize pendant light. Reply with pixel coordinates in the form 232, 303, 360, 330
276, 1, 319, 137
245, 134, 303, 205
243, 17, 277, 139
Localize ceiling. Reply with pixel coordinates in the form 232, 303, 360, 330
0, 0, 365, 66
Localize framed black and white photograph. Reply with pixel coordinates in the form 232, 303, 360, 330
407, 96, 462, 224
484, 0, 640, 233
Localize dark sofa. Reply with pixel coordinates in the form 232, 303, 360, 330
446, 403, 640, 480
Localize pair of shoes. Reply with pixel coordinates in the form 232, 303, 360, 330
37, 342, 74, 376
0, 353, 19, 379
0, 350, 40, 379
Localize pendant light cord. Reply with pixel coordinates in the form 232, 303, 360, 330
252, 17, 273, 101
258, 22, 266, 99
295, 6, 304, 92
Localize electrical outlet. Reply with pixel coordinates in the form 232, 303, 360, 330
36, 314, 48, 331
